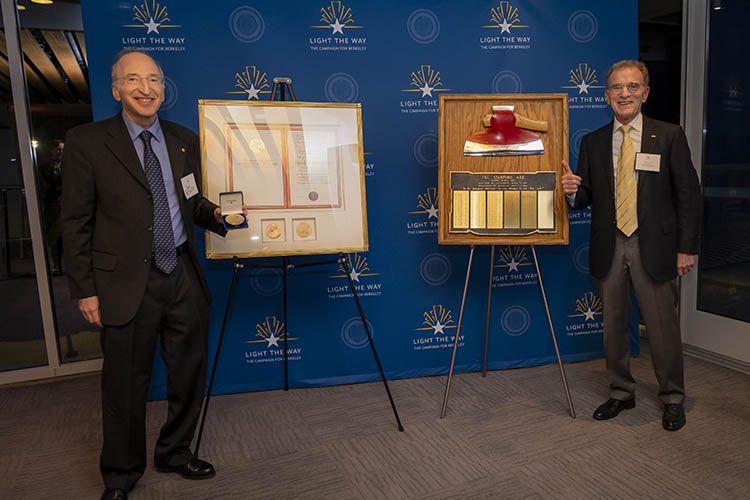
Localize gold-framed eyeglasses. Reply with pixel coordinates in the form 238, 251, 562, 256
116, 74, 163, 87
607, 82, 644, 93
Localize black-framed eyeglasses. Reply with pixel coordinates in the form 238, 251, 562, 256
607, 82, 644, 93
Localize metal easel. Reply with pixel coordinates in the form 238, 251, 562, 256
440, 244, 576, 419
195, 78, 403, 455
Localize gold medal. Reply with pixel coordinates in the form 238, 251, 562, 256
296, 222, 312, 238
224, 213, 245, 226
265, 223, 282, 239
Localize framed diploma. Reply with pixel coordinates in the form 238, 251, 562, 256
199, 100, 368, 258
438, 94, 569, 246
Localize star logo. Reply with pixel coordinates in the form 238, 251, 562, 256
349, 268, 361, 283
563, 63, 604, 95
228, 66, 270, 99
415, 305, 456, 337
266, 332, 281, 347
507, 258, 520, 272
127, 2, 179, 34
144, 17, 161, 34
330, 18, 345, 34
419, 82, 434, 98
569, 292, 603, 322
426, 204, 438, 219
248, 316, 297, 352
432, 320, 446, 335
403, 65, 449, 98
245, 84, 261, 100
499, 18, 512, 33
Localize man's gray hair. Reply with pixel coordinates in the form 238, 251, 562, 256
110, 48, 164, 86
605, 60, 649, 88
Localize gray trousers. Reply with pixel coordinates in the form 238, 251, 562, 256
598, 232, 685, 405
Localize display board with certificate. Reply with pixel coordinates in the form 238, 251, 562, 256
199, 101, 368, 258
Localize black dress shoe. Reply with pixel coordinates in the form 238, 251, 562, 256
156, 457, 216, 480
101, 488, 127, 500
662, 403, 686, 431
593, 397, 636, 420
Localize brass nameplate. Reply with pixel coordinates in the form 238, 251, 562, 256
449, 171, 556, 235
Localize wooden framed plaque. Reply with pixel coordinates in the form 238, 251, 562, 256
199, 100, 368, 258
438, 94, 569, 246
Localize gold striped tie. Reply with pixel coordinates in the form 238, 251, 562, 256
616, 124, 637, 236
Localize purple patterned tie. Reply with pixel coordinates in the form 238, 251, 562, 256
140, 130, 177, 274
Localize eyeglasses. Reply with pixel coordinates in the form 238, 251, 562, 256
116, 74, 163, 87
607, 82, 644, 93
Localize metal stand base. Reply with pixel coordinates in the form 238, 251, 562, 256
195, 252, 405, 454
440, 245, 576, 419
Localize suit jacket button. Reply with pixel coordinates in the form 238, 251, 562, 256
143, 257, 149, 263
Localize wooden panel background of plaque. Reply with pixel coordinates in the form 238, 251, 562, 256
438, 94, 569, 246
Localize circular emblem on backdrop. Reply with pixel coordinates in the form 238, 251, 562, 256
501, 305, 531, 336
572, 242, 590, 274
420, 253, 451, 286
407, 9, 440, 44
413, 133, 438, 167
491, 70, 523, 94
229, 6, 265, 43
250, 268, 283, 297
340, 317, 374, 349
570, 128, 592, 161
568, 10, 598, 43
160, 76, 178, 111
324, 72, 359, 103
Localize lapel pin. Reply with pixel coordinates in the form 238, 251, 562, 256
650, 134, 656, 138
180, 147, 186, 153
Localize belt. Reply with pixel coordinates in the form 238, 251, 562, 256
175, 241, 189, 256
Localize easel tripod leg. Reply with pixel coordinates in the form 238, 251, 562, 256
195, 257, 243, 455
482, 245, 495, 377
339, 253, 404, 432
283, 256, 288, 391
531, 246, 576, 418
441, 245, 475, 418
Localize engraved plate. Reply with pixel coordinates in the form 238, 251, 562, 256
538, 190, 554, 229
521, 191, 537, 228
487, 191, 503, 229
453, 191, 469, 229
470, 191, 487, 228
504, 191, 520, 228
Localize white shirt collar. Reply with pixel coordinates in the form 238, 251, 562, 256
613, 113, 642, 134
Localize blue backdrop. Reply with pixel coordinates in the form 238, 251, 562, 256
80, 0, 639, 398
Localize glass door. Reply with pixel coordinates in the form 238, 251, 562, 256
680, 0, 750, 368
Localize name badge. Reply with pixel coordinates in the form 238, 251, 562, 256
181, 173, 198, 199
635, 153, 660, 172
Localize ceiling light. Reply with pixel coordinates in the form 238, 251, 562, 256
31, 0, 54, 5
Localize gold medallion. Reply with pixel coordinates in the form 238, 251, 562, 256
265, 223, 282, 239
296, 222, 312, 238
224, 213, 245, 226
249, 138, 265, 153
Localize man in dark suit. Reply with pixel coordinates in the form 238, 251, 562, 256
62, 49, 226, 500
562, 60, 701, 431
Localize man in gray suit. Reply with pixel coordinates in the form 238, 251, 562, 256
62, 49, 225, 500
562, 60, 701, 431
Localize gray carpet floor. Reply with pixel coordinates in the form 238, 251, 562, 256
2, 342, 749, 500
